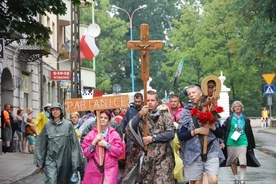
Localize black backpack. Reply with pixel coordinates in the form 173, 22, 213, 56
10, 113, 19, 131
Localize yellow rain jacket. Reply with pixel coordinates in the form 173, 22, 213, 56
173, 122, 184, 182
34, 111, 49, 134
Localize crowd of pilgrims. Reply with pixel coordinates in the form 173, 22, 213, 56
30, 89, 258, 184
33, 93, 187, 184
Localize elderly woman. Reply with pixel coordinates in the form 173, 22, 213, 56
222, 101, 257, 184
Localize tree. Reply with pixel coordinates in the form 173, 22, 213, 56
232, 0, 275, 65
165, 0, 275, 115
230, 0, 276, 113
0, 0, 64, 45
78, 0, 275, 115
80, 0, 181, 95
80, 0, 129, 92
0, 0, 92, 45
109, 0, 182, 95
163, 2, 206, 97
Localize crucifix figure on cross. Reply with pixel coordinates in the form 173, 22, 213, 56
127, 24, 163, 150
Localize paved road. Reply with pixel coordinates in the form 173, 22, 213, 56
3, 127, 276, 184
11, 170, 44, 184
218, 128, 276, 184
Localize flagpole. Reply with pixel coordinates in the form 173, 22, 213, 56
169, 78, 176, 95
92, 0, 96, 71
169, 57, 186, 94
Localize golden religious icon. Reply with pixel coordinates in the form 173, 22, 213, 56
201, 75, 221, 112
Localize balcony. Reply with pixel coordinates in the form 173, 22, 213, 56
59, 0, 71, 26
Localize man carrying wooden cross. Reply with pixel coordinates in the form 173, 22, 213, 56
124, 90, 176, 183
123, 24, 176, 183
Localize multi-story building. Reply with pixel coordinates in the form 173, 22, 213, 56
0, 0, 95, 117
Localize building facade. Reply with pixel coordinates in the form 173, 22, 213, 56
0, 0, 95, 121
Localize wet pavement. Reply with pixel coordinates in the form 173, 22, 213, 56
0, 152, 37, 184
218, 127, 276, 184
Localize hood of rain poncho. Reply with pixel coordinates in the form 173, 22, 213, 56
49, 102, 64, 120
44, 103, 51, 118
44, 103, 51, 111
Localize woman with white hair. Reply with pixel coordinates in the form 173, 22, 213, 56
222, 101, 258, 184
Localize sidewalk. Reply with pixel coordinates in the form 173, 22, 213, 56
0, 127, 275, 184
0, 152, 37, 184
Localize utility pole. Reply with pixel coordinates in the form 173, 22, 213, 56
70, 4, 81, 98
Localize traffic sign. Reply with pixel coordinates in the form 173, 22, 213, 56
264, 85, 275, 95
262, 73, 275, 85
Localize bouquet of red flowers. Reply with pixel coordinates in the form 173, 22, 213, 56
190, 106, 224, 125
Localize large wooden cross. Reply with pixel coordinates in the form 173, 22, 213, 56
127, 24, 163, 151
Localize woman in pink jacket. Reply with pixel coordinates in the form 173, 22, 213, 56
82, 110, 124, 184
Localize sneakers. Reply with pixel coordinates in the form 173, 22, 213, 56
233, 180, 246, 184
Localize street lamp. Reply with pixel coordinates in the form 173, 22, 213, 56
112, 4, 147, 92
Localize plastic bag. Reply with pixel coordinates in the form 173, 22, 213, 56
70, 170, 79, 183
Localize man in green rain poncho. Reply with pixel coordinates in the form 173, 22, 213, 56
34, 102, 83, 184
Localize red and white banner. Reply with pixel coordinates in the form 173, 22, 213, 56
80, 29, 99, 60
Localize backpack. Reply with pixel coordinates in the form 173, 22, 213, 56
10, 113, 19, 131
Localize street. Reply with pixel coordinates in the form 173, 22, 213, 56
11, 128, 276, 184
218, 128, 276, 183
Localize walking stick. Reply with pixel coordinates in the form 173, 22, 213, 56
96, 110, 103, 165
143, 81, 148, 151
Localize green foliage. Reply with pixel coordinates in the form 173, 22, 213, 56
71, 0, 91, 6
0, 0, 94, 45
165, 0, 275, 115
32, 0, 273, 115
0, 0, 69, 45
231, 0, 276, 69
80, 0, 129, 93
109, 0, 182, 94
80, 0, 181, 95
79, 0, 274, 115
4, 0, 274, 114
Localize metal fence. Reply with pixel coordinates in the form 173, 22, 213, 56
244, 110, 275, 118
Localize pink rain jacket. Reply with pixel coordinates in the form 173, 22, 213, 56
82, 126, 123, 184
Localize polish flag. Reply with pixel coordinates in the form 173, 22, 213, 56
80, 29, 99, 60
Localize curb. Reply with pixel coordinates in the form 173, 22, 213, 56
257, 129, 276, 135
11, 169, 41, 184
